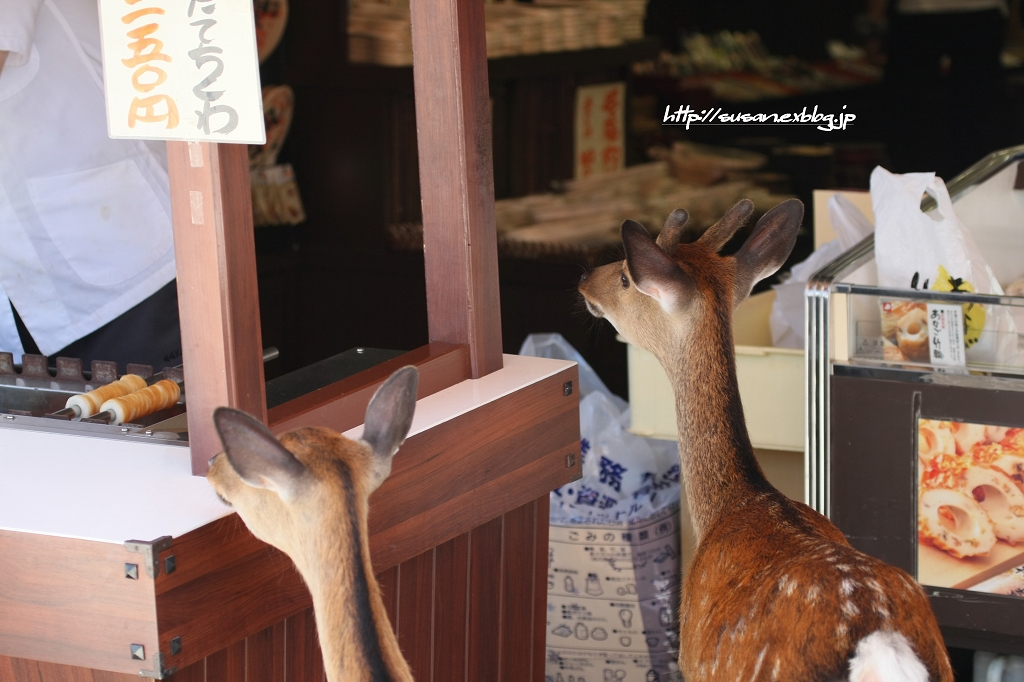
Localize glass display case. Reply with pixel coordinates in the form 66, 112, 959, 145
806, 145, 1024, 651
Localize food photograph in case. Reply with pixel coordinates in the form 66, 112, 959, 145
917, 418, 1024, 595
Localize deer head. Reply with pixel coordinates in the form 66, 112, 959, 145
579, 199, 802, 364
206, 367, 419, 682
207, 365, 418, 567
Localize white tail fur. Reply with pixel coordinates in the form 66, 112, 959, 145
849, 631, 929, 682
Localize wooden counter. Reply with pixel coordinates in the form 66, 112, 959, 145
0, 354, 581, 680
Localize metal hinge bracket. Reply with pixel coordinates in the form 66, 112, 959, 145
138, 652, 177, 679
124, 536, 173, 579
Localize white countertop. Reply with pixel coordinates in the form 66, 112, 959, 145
0, 355, 574, 545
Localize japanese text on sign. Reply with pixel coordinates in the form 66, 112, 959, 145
574, 82, 624, 179
98, 0, 265, 143
926, 303, 966, 366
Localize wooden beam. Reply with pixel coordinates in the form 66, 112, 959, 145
167, 141, 267, 476
410, 0, 503, 379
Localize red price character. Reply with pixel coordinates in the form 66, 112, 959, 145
581, 96, 593, 139
602, 89, 620, 142
601, 145, 622, 172
579, 149, 596, 177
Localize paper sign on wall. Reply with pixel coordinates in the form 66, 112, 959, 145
98, 0, 266, 144
574, 82, 625, 180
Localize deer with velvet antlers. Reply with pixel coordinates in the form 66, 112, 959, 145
207, 367, 419, 682
579, 200, 952, 682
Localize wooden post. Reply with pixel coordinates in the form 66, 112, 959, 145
167, 141, 267, 475
410, 0, 503, 379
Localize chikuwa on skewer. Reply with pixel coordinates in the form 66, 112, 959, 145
49, 374, 148, 420
94, 379, 182, 425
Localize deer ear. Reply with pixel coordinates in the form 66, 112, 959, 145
361, 366, 419, 484
622, 220, 692, 312
732, 198, 803, 303
213, 407, 309, 501
697, 199, 755, 252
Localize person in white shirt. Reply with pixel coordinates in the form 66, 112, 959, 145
0, 0, 181, 370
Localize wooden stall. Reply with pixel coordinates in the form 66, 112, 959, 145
0, 0, 582, 677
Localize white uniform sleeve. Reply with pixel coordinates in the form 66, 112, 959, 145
0, 0, 46, 67
0, 282, 26, 364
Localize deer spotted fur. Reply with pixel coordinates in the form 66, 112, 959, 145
579, 201, 952, 682
207, 367, 419, 682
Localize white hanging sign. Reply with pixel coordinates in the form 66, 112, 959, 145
574, 82, 625, 180
97, 0, 266, 144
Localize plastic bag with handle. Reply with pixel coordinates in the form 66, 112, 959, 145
872, 167, 1018, 366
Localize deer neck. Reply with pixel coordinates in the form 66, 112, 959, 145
663, 294, 771, 542
292, 479, 411, 682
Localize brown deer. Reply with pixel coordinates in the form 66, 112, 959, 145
207, 366, 418, 682
579, 200, 952, 682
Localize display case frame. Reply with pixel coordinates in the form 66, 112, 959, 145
807, 145, 1024, 653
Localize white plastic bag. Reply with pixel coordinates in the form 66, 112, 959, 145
872, 167, 1018, 365
769, 194, 875, 348
519, 334, 683, 682
828, 193, 876, 251
770, 240, 844, 348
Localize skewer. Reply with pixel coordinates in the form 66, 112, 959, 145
43, 347, 276, 423
48, 374, 148, 420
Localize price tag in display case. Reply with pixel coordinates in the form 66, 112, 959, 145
97, 0, 266, 143
925, 303, 966, 366
574, 82, 625, 179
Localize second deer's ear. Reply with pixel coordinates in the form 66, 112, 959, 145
361, 366, 419, 483
622, 220, 692, 312
213, 407, 309, 501
732, 198, 803, 303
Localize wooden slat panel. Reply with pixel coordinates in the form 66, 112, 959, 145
467, 516, 504, 680
499, 502, 536, 682
165, 658, 204, 682
532, 496, 550, 682
205, 638, 244, 682
166, 140, 266, 476
246, 624, 285, 682
7, 498, 553, 681
432, 534, 469, 682
0, 657, 38, 682
370, 442, 576, 573
154, 514, 261, 597
0, 657, 143, 682
284, 609, 323, 682
410, 0, 503, 378
396, 550, 435, 681
0, 532, 159, 676
34, 662, 96, 682
267, 343, 470, 434
157, 548, 308, 671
